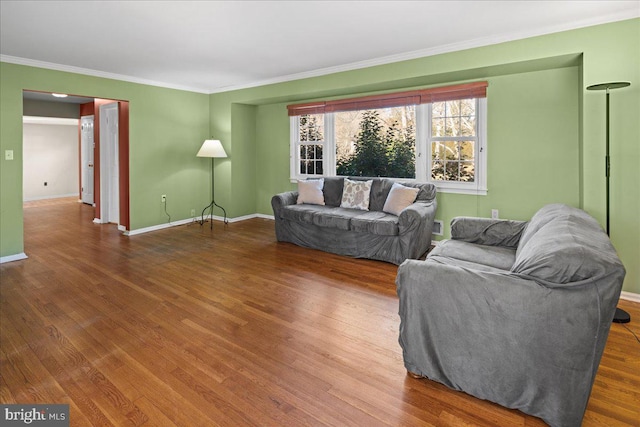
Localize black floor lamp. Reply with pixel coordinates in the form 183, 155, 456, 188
586, 81, 631, 324
197, 139, 228, 229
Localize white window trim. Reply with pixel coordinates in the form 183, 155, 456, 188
290, 98, 487, 196
290, 115, 335, 181
422, 98, 487, 195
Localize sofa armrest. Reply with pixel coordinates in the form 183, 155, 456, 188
399, 200, 437, 232
450, 217, 527, 248
397, 200, 437, 259
271, 191, 298, 217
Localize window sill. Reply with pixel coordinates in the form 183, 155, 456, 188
432, 183, 487, 196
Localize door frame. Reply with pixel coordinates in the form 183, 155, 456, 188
99, 102, 119, 225
80, 115, 94, 205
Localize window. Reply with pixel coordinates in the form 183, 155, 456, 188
292, 114, 325, 176
335, 106, 416, 179
425, 97, 487, 194
288, 82, 487, 195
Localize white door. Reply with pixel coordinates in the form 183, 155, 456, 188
99, 103, 119, 225
80, 115, 94, 205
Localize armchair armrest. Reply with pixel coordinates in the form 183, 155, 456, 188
450, 216, 527, 248
395, 258, 605, 426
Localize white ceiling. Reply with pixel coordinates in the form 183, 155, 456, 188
1, 1, 639, 94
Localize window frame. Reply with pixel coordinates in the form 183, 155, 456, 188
422, 98, 487, 195
289, 82, 487, 195
290, 113, 334, 179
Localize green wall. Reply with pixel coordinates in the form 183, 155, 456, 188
1, 19, 638, 294
0, 63, 211, 258
210, 18, 639, 294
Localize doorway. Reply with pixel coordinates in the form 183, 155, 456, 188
22, 90, 130, 232
80, 115, 94, 205
99, 102, 119, 225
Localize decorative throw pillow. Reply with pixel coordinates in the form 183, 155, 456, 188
383, 183, 419, 216
297, 179, 325, 205
340, 178, 372, 211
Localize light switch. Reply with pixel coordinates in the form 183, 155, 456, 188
5, 150, 14, 160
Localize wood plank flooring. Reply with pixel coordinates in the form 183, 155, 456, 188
1, 198, 639, 426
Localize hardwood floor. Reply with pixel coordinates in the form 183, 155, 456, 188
2, 198, 639, 426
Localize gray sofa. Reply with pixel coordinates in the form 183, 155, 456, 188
271, 177, 437, 265
396, 204, 625, 427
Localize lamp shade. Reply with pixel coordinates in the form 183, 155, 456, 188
197, 139, 227, 158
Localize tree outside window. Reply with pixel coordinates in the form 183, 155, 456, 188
336, 106, 416, 178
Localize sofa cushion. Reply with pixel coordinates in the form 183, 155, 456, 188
429, 239, 516, 271
512, 205, 622, 284
280, 204, 328, 224
367, 178, 393, 211
311, 207, 364, 230
322, 177, 344, 207
340, 178, 373, 210
297, 179, 324, 205
383, 183, 419, 216
350, 211, 400, 236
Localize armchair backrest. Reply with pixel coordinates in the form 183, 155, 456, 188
512, 204, 625, 286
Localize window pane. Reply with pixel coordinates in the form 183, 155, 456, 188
459, 141, 474, 160
316, 160, 323, 175
335, 106, 415, 178
460, 99, 475, 116
446, 117, 460, 137
431, 141, 445, 160
434, 98, 477, 138
431, 140, 477, 183
445, 100, 460, 117
460, 115, 476, 136
432, 118, 445, 137
444, 141, 458, 160
445, 161, 459, 181
432, 161, 444, 181
461, 161, 475, 182
432, 102, 445, 118
300, 160, 307, 175
299, 114, 324, 142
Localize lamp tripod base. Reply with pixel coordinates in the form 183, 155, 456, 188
613, 307, 631, 324
199, 200, 228, 229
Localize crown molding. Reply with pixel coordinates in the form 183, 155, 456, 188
0, 54, 209, 94
2, 11, 638, 95
208, 12, 640, 94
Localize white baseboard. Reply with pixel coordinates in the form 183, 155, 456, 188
23, 193, 78, 202
225, 213, 260, 223
125, 213, 278, 236
255, 213, 275, 220
125, 217, 196, 236
0, 253, 28, 264
620, 291, 640, 303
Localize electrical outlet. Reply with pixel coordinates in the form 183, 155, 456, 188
491, 209, 499, 219
161, 195, 167, 203
190, 209, 195, 216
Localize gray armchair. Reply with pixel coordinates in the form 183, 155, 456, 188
396, 204, 626, 427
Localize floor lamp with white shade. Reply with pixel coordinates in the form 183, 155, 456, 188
586, 81, 631, 324
197, 139, 228, 229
